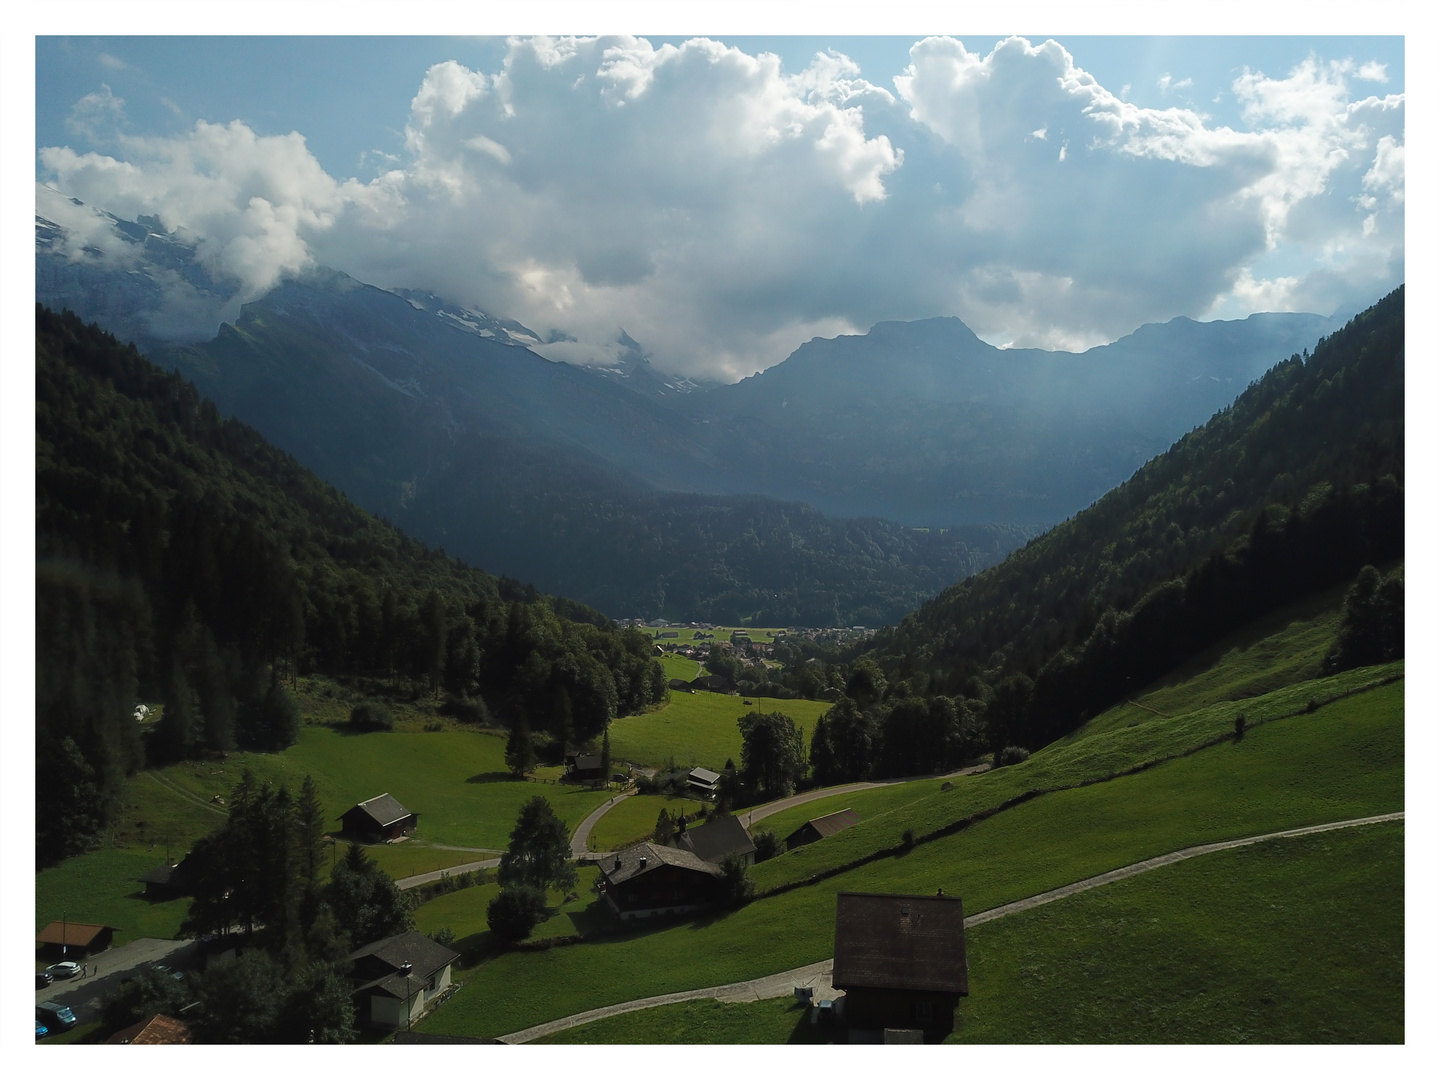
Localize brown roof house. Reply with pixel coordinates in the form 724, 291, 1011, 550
36, 921, 118, 958
598, 842, 724, 921
349, 930, 460, 1029
784, 808, 859, 851
831, 892, 968, 1042
675, 814, 756, 867
338, 794, 417, 843
106, 1014, 195, 1044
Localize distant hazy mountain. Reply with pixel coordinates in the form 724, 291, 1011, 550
36, 196, 1353, 621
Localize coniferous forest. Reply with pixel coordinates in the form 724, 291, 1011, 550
35, 305, 668, 866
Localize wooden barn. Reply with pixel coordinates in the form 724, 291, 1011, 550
598, 842, 723, 921
338, 793, 418, 843
675, 813, 756, 867
36, 921, 118, 958
831, 891, 968, 1041
784, 808, 859, 851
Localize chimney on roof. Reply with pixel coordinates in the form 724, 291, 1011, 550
639, 856, 648, 868
614, 856, 622, 870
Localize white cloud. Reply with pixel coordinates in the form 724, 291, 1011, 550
36, 36, 1404, 378
66, 84, 126, 141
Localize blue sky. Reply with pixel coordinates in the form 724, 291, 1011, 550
33, 26, 1407, 379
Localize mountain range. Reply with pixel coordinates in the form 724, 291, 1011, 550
37, 193, 1347, 622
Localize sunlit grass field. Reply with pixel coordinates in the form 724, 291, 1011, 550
540, 822, 1403, 1044
585, 794, 709, 852
609, 691, 832, 770
419, 672, 1402, 1040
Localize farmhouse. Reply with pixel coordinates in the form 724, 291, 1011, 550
36, 921, 118, 958
567, 753, 604, 783
785, 808, 859, 851
338, 794, 418, 843
675, 813, 756, 867
349, 930, 460, 1029
598, 842, 723, 920
689, 673, 737, 694
831, 891, 968, 1041
688, 766, 722, 797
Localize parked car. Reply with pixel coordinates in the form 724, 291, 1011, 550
35, 970, 53, 989
36, 1020, 48, 1040
45, 961, 81, 980
36, 1001, 77, 1030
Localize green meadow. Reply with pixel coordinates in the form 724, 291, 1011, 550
36, 680, 615, 945
418, 671, 1402, 1040
585, 794, 709, 852
609, 691, 833, 771
541, 821, 1402, 1044
414, 865, 604, 954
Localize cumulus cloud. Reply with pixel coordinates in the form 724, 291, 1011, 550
36, 35, 1403, 378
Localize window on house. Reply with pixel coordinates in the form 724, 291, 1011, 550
914, 1001, 933, 1021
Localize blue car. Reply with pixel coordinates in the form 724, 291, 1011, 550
37, 1002, 77, 1031
36, 1020, 49, 1039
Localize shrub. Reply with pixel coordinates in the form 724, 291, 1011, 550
993, 745, 1031, 768
423, 720, 444, 732
1235, 713, 1247, 741
349, 702, 393, 732
719, 853, 754, 908
441, 693, 492, 726
900, 828, 915, 850
487, 885, 548, 942
753, 829, 783, 863
432, 926, 456, 948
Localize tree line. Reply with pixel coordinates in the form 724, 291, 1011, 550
35, 305, 667, 865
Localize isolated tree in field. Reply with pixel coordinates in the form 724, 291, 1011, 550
719, 852, 754, 908
487, 884, 548, 942
737, 710, 805, 802
498, 796, 577, 893
505, 716, 537, 777
654, 808, 675, 845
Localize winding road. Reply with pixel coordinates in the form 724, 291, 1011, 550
494, 811, 1404, 1043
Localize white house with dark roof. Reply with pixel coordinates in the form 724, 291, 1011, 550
348, 930, 459, 1029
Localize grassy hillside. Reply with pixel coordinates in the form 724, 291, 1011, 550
418, 670, 1401, 1039
541, 821, 1402, 1043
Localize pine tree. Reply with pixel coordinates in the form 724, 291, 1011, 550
505, 717, 537, 777
600, 724, 613, 788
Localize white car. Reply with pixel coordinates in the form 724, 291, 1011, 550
45, 961, 81, 980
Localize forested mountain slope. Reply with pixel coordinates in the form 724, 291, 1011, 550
865, 287, 1403, 749
35, 305, 665, 863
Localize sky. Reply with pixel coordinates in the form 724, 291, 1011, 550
31, 18, 1408, 382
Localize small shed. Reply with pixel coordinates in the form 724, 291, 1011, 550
688, 766, 722, 797
338, 794, 418, 843
36, 921, 118, 958
140, 852, 195, 899
785, 808, 859, 851
598, 842, 723, 921
675, 814, 756, 867
349, 931, 460, 1029
831, 891, 968, 1040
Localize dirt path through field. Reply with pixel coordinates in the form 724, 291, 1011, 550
494, 811, 1403, 1043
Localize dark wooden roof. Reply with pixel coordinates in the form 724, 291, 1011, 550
339, 793, 413, 828
677, 814, 756, 864
349, 930, 459, 999
806, 808, 859, 838
601, 842, 720, 886
832, 892, 968, 995
36, 921, 117, 948
572, 754, 602, 771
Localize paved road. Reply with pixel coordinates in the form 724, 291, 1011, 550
494, 811, 1404, 1043
396, 858, 500, 890
572, 793, 634, 857
37, 937, 199, 1025
741, 762, 992, 829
